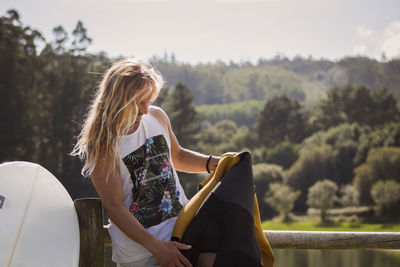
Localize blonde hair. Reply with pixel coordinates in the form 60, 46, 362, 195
72, 59, 164, 179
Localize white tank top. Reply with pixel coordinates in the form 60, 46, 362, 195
108, 108, 188, 263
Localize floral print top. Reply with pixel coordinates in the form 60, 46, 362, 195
123, 134, 183, 228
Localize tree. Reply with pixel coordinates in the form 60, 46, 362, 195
307, 180, 338, 222
197, 120, 239, 155
71, 20, 92, 55
0, 9, 43, 162
353, 147, 400, 205
153, 86, 169, 107
369, 122, 400, 147
253, 163, 284, 219
335, 57, 385, 91
265, 183, 300, 222
339, 184, 359, 207
196, 100, 264, 128
161, 82, 205, 198
355, 122, 400, 166
370, 180, 400, 218
0, 10, 103, 198
369, 88, 400, 126
256, 95, 307, 147
163, 82, 202, 150
385, 59, 400, 99
285, 145, 337, 211
313, 85, 400, 130
52, 25, 68, 54
265, 141, 299, 169
300, 123, 372, 183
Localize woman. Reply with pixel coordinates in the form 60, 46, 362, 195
72, 59, 220, 267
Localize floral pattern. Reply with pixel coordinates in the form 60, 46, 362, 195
159, 191, 173, 214
123, 134, 183, 228
129, 202, 139, 213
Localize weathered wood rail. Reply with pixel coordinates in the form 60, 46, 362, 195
265, 230, 400, 249
74, 198, 400, 267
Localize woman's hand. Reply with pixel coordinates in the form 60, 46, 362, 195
150, 240, 193, 267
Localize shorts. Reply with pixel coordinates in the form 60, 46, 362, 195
116, 256, 160, 267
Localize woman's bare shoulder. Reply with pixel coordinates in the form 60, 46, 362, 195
149, 106, 170, 130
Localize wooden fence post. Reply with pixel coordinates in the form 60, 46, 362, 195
74, 198, 104, 267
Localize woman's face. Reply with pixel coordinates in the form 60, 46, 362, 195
135, 93, 153, 124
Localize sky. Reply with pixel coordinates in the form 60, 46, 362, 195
1, 0, 400, 64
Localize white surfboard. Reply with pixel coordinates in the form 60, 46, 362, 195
0, 161, 80, 267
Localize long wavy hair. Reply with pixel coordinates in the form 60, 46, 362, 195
72, 59, 164, 179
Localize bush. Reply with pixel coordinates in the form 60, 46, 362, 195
196, 100, 264, 127
253, 163, 284, 219
312, 85, 400, 130
251, 141, 299, 168
370, 180, 400, 217
197, 119, 240, 155
265, 183, 300, 221
307, 180, 338, 222
355, 122, 400, 165
285, 145, 337, 211
339, 184, 359, 207
300, 123, 372, 182
266, 141, 299, 169
353, 147, 400, 205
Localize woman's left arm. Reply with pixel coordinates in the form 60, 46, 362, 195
150, 106, 220, 173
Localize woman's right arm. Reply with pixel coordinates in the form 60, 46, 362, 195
91, 156, 192, 267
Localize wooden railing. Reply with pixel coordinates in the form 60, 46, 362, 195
74, 198, 400, 267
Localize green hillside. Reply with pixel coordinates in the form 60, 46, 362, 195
152, 56, 400, 107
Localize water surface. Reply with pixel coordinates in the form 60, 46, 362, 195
273, 249, 400, 267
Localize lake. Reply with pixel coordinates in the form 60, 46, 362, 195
105, 247, 400, 266
273, 249, 400, 267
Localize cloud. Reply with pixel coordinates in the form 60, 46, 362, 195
381, 33, 400, 59
353, 26, 377, 57
357, 26, 373, 38
381, 21, 400, 59
354, 21, 400, 59
353, 45, 367, 55
383, 21, 400, 39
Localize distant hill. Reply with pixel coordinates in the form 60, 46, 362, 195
151, 56, 400, 107
196, 100, 264, 127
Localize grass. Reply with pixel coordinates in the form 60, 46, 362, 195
262, 218, 400, 232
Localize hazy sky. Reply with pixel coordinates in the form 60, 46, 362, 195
1, 0, 399, 64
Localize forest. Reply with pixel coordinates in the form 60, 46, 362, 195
1, 9, 400, 222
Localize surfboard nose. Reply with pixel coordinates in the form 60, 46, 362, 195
0, 161, 80, 267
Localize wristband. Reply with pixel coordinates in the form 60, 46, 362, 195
206, 155, 212, 173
